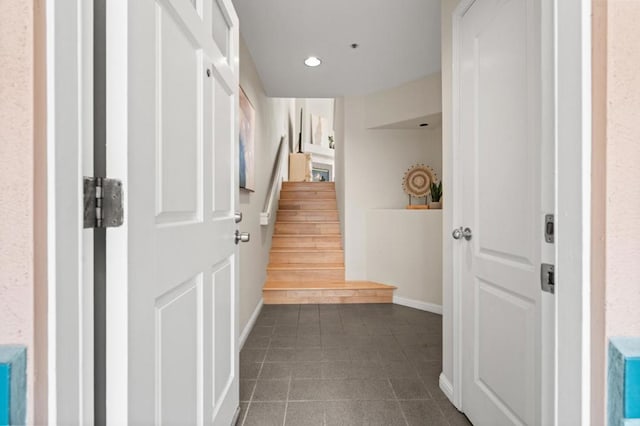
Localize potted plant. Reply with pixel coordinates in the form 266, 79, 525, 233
429, 181, 442, 209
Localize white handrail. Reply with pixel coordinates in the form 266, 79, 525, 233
260, 135, 287, 226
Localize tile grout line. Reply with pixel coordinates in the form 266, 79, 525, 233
387, 376, 411, 426
242, 331, 270, 426
415, 363, 437, 402
280, 306, 299, 426
281, 375, 293, 426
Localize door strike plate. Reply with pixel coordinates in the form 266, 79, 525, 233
541, 263, 555, 294
544, 214, 554, 243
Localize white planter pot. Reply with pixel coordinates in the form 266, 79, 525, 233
429, 202, 442, 209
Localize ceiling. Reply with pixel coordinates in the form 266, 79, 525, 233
232, 0, 441, 98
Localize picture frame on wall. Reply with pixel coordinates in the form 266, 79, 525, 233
239, 86, 255, 191
312, 167, 330, 182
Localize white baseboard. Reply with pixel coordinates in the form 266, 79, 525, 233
439, 373, 454, 403
393, 296, 442, 315
239, 298, 263, 350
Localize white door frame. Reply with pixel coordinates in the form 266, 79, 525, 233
448, 0, 592, 424
554, 0, 592, 423
45, 0, 95, 424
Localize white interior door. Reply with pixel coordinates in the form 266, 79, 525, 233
456, 0, 552, 425
105, 0, 240, 424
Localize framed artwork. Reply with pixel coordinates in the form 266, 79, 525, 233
312, 167, 330, 182
239, 86, 255, 191
310, 114, 329, 146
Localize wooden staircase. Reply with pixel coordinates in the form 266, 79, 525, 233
263, 181, 396, 304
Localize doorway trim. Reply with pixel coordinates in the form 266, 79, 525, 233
554, 0, 592, 424
449, 0, 473, 413
448, 0, 592, 423
45, 0, 95, 423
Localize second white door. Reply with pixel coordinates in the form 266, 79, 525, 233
456, 0, 552, 424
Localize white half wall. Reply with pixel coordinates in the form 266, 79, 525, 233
238, 37, 295, 332
366, 210, 443, 309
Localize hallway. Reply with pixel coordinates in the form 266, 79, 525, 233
238, 304, 470, 425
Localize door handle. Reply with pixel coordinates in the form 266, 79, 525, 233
462, 227, 472, 241
234, 212, 243, 223
452, 227, 473, 241
235, 230, 250, 244
452, 227, 463, 240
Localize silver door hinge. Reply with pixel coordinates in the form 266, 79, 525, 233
541, 263, 555, 294
83, 177, 124, 228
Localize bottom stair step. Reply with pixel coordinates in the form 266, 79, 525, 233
263, 281, 396, 304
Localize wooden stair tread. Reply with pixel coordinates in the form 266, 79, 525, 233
272, 234, 341, 238
280, 192, 336, 199
279, 201, 337, 205
280, 209, 335, 212
276, 221, 340, 224
281, 188, 335, 192
264, 281, 397, 291
270, 248, 344, 253
267, 263, 345, 270
282, 182, 335, 189
277, 210, 339, 217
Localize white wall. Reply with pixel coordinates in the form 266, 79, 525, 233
294, 98, 335, 148
367, 210, 443, 310
334, 97, 346, 242
339, 75, 443, 305
238, 37, 295, 332
440, 0, 459, 393
364, 73, 442, 129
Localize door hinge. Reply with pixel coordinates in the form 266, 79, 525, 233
541, 263, 555, 294
83, 177, 124, 229
544, 214, 554, 243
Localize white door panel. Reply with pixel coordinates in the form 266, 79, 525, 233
106, 0, 239, 424
458, 0, 546, 425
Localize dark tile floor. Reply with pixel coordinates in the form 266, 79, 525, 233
238, 304, 472, 426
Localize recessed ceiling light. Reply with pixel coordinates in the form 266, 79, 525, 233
304, 56, 322, 67
420, 123, 429, 127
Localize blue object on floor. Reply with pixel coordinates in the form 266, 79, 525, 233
0, 346, 26, 426
609, 337, 640, 426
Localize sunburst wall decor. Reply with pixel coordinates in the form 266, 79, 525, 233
402, 164, 437, 198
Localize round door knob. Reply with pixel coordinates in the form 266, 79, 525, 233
235, 230, 250, 244
452, 227, 472, 241
462, 227, 472, 241
452, 228, 463, 240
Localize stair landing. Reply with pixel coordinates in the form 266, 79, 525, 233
263, 281, 397, 304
